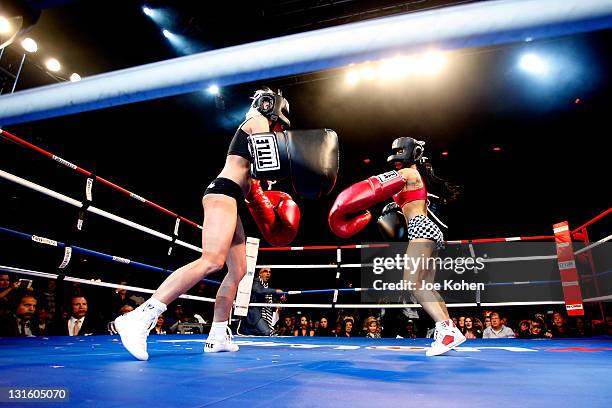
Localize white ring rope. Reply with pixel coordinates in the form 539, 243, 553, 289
3, 264, 571, 309
1, 0, 611, 124
0, 168, 202, 254
574, 234, 612, 255
583, 294, 612, 302
0, 264, 216, 303
480, 255, 557, 263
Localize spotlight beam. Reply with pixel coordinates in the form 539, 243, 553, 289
1, 0, 612, 125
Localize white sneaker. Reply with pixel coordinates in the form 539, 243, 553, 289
114, 309, 157, 361
426, 319, 466, 357
204, 326, 239, 353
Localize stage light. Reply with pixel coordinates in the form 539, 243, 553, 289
345, 68, 360, 85
0, 1, 41, 50
423, 51, 447, 74
20, 37, 36, 52
377, 56, 409, 80
207, 85, 219, 95
0, 16, 11, 33
45, 58, 60, 72
70, 73, 81, 82
360, 65, 376, 81
413, 51, 447, 75
142, 6, 153, 17
519, 53, 548, 74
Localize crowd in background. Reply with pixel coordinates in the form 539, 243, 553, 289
1, 273, 611, 339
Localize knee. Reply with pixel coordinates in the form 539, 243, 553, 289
199, 254, 226, 273
227, 268, 246, 284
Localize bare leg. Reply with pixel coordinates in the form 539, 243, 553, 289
212, 217, 247, 322
114, 194, 238, 360
403, 238, 449, 322
153, 194, 237, 305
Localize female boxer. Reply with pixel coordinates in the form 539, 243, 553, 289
114, 88, 293, 360
328, 137, 464, 356
387, 137, 465, 356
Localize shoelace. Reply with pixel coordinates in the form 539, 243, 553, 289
133, 312, 157, 341
432, 328, 442, 344
206, 326, 235, 345
145, 316, 157, 332
225, 326, 235, 343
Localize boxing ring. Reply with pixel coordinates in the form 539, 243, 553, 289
1, 125, 611, 407
1, 0, 612, 406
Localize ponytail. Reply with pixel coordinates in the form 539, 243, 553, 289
417, 159, 461, 204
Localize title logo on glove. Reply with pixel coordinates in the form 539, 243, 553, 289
250, 134, 281, 172
376, 170, 401, 184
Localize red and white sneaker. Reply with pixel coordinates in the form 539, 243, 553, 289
426, 319, 466, 356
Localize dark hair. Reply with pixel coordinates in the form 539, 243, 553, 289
417, 159, 461, 203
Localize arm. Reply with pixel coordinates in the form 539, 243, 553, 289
398, 167, 423, 191
328, 171, 406, 238
251, 280, 279, 296
242, 114, 270, 135
0, 282, 18, 300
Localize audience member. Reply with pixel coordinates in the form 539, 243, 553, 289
167, 304, 198, 333
0, 274, 14, 317
529, 318, 552, 339
37, 306, 53, 336
150, 315, 167, 335
363, 316, 381, 338
0, 295, 39, 336
397, 320, 418, 339
0, 275, 32, 316
516, 320, 532, 338
482, 312, 515, 338
457, 316, 466, 333
314, 316, 335, 337
40, 279, 58, 318
483, 314, 492, 329
293, 315, 314, 337
463, 317, 482, 339
51, 295, 101, 336
275, 315, 295, 336
118, 304, 134, 316
573, 317, 591, 337
338, 317, 355, 338
551, 312, 575, 338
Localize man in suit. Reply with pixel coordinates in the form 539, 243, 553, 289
0, 294, 39, 337
52, 295, 101, 336
237, 268, 285, 336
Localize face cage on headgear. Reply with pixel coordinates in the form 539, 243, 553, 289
386, 137, 425, 168
252, 90, 291, 128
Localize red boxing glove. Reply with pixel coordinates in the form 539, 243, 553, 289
328, 171, 405, 238
246, 179, 300, 246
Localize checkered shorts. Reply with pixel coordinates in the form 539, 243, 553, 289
407, 215, 445, 249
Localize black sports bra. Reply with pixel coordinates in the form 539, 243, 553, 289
227, 127, 251, 162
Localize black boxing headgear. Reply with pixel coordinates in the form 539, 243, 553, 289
251, 87, 290, 128
387, 137, 425, 167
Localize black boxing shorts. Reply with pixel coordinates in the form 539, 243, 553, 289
204, 177, 247, 213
